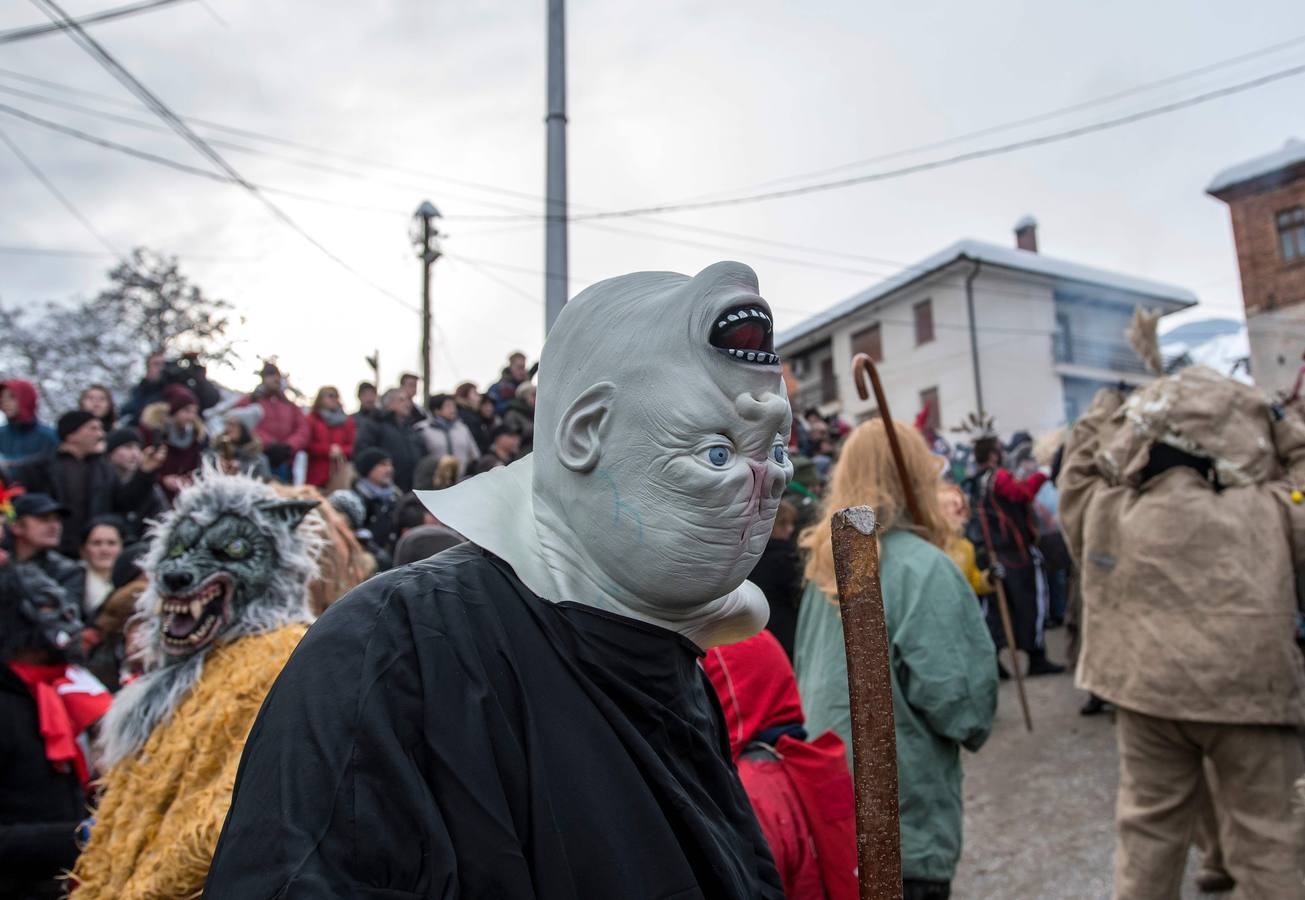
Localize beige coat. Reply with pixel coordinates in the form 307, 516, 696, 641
1059, 367, 1305, 726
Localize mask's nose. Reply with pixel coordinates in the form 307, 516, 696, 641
746, 459, 787, 508
162, 570, 193, 592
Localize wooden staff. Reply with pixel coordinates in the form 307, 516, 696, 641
851, 351, 1032, 732
831, 506, 902, 900
975, 502, 1034, 732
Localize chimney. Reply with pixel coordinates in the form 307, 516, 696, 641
1014, 215, 1038, 253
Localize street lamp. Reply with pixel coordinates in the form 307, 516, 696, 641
410, 201, 442, 405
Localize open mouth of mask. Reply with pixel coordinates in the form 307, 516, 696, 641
709, 304, 779, 366
159, 573, 234, 655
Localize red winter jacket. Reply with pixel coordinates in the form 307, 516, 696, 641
305, 412, 356, 488
704, 632, 857, 900
236, 391, 310, 455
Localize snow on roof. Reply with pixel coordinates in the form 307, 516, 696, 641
1207, 138, 1305, 195
776, 239, 1197, 351
1014, 214, 1037, 231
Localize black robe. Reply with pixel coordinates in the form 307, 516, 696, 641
204, 545, 783, 899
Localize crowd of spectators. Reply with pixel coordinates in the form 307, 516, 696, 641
0, 348, 539, 687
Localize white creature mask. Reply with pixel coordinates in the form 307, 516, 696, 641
419, 261, 793, 647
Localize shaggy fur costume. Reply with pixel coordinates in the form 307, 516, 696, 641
71, 627, 307, 899
72, 469, 321, 898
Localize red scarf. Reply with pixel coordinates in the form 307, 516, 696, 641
8, 662, 111, 788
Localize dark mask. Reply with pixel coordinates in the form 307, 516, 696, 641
0, 563, 85, 663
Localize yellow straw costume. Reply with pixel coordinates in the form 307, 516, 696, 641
72, 626, 306, 899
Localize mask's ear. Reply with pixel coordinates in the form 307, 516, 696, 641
256, 499, 319, 532
555, 382, 615, 473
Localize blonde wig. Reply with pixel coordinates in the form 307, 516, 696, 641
798, 418, 951, 597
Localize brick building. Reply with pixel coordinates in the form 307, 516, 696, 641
1207, 138, 1305, 396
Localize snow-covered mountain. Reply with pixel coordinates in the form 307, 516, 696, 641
1159, 317, 1251, 383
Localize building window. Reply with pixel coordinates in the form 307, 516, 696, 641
851, 323, 882, 362
914, 299, 934, 345
819, 358, 837, 404
1053, 311, 1072, 362
1279, 207, 1305, 261
919, 387, 940, 433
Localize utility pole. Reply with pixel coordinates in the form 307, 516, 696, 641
411, 201, 442, 403
544, 0, 568, 333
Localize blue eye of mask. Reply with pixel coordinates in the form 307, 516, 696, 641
772, 444, 786, 464
707, 446, 732, 467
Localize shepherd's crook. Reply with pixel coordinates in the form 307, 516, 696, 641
851, 354, 922, 528
832, 506, 902, 900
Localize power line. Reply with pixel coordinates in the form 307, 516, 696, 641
448, 251, 587, 285
575, 219, 891, 278
0, 102, 411, 217
0, 76, 922, 281
446, 255, 542, 308
0, 0, 193, 45
559, 58, 1305, 221
670, 31, 1305, 203
0, 77, 934, 282
1, 30, 1269, 307
439, 57, 1305, 226
28, 0, 420, 315
0, 67, 551, 214
0, 82, 536, 218
0, 126, 123, 259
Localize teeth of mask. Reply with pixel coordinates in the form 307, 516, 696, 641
190, 599, 204, 619
726, 313, 739, 322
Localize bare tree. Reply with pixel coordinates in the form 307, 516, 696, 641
0, 248, 237, 413
94, 248, 237, 362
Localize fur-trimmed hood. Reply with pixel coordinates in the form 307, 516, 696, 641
139, 401, 208, 442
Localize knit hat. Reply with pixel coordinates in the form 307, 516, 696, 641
105, 427, 142, 454
164, 383, 199, 414
327, 490, 366, 530
224, 403, 264, 434
354, 447, 391, 479
57, 410, 98, 441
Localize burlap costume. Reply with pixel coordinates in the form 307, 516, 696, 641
1059, 365, 1305, 899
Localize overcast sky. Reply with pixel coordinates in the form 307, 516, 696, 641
1, 0, 1301, 398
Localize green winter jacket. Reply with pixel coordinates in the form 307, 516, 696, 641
794, 528, 997, 882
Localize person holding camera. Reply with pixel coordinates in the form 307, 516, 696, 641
118, 351, 220, 428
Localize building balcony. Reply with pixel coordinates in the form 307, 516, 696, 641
1052, 332, 1150, 375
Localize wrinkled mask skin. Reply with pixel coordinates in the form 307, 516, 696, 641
153, 503, 306, 661
1, 562, 84, 662
419, 261, 794, 646
536, 261, 794, 619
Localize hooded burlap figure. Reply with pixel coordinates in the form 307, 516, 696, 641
1059, 365, 1305, 725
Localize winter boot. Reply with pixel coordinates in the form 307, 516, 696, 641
1026, 649, 1065, 676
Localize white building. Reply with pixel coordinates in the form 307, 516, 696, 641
777, 221, 1196, 436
